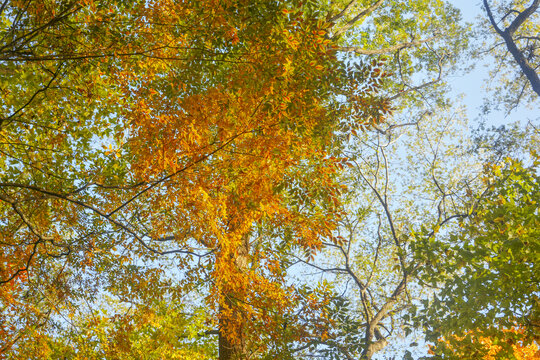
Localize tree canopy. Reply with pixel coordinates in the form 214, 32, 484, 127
0, 1, 538, 359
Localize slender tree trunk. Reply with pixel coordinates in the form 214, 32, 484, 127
483, 0, 540, 96
500, 31, 540, 97
218, 234, 250, 360
218, 306, 239, 360
218, 302, 245, 360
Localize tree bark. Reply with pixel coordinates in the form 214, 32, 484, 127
483, 0, 540, 97
218, 234, 250, 360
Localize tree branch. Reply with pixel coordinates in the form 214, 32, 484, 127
506, 0, 539, 35
331, 0, 385, 39
327, 0, 357, 23
337, 36, 436, 55
483, 0, 540, 96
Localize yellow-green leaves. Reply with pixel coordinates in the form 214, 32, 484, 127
421, 156, 540, 358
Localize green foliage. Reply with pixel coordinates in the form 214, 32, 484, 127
0, 1, 390, 358
6, 1, 537, 360
418, 153, 540, 356
328, 0, 469, 110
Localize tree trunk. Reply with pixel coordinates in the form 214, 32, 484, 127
218, 234, 250, 360
483, 0, 540, 96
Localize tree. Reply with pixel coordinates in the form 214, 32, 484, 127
0, 0, 391, 358
1, 0, 133, 354
278, 102, 494, 359
478, 0, 540, 110
417, 133, 540, 358
0, 1, 488, 359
